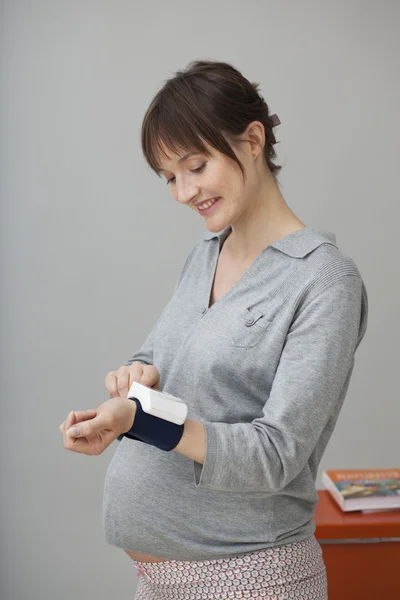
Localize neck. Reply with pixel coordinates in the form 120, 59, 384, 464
225, 173, 306, 262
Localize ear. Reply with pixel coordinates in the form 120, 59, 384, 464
244, 121, 265, 160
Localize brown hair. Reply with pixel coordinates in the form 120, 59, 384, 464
141, 60, 282, 182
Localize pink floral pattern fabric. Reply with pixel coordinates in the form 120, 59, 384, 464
131, 535, 327, 599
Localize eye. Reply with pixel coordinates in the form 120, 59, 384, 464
191, 163, 206, 174
165, 163, 206, 185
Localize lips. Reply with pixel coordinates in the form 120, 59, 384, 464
195, 196, 222, 216
195, 197, 220, 208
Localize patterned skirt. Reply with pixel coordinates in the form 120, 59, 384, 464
130, 535, 327, 599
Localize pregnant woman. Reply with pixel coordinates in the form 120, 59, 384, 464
60, 59, 368, 599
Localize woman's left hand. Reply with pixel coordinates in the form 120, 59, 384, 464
59, 397, 136, 455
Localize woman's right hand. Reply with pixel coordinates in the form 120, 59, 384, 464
105, 362, 160, 398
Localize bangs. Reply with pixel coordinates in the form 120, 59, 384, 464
141, 79, 242, 176
143, 106, 210, 175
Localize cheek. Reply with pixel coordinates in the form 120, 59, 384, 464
223, 173, 246, 200
211, 164, 242, 195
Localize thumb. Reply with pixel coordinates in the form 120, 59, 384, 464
66, 414, 106, 439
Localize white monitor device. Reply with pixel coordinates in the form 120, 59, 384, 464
127, 381, 188, 425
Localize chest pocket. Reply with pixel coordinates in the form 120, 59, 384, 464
230, 308, 272, 347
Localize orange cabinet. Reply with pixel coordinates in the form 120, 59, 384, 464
314, 490, 400, 598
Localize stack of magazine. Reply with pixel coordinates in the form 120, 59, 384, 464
322, 468, 400, 513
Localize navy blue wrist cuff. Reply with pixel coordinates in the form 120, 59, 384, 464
122, 398, 185, 451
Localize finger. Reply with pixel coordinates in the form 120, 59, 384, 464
60, 411, 77, 444
140, 365, 160, 388
105, 371, 119, 398
61, 411, 76, 434
64, 429, 115, 455
64, 434, 90, 454
117, 367, 131, 397
140, 371, 154, 387
128, 362, 145, 391
60, 413, 74, 432
71, 409, 97, 423
65, 414, 107, 439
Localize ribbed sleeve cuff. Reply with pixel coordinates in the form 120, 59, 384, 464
193, 422, 219, 487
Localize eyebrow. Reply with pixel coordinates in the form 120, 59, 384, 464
158, 152, 200, 173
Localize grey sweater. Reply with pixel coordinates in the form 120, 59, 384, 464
102, 226, 368, 560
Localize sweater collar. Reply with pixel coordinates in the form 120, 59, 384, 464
203, 226, 337, 258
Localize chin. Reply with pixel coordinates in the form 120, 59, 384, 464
205, 214, 230, 232
206, 221, 226, 233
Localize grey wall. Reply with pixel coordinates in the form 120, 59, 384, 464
1, 1, 399, 599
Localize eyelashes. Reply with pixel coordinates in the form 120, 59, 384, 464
192, 163, 207, 174
166, 163, 206, 185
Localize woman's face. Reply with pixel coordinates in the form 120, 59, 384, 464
157, 137, 259, 233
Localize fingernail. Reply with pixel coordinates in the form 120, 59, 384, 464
67, 426, 79, 437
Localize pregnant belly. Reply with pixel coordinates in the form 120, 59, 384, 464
105, 439, 194, 563
124, 549, 168, 563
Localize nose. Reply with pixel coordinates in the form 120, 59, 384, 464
175, 179, 200, 205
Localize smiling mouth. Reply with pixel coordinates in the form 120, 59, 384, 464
196, 197, 220, 211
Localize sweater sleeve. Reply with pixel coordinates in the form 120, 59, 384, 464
193, 274, 368, 492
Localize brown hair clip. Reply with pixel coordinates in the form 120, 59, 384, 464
270, 114, 281, 127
